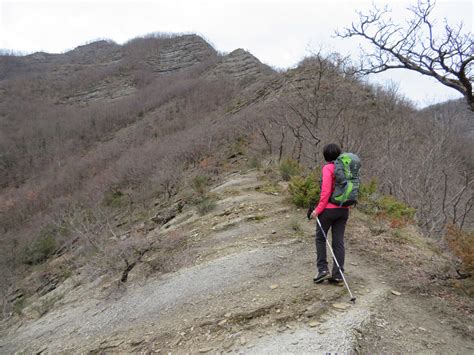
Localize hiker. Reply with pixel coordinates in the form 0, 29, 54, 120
310, 143, 349, 284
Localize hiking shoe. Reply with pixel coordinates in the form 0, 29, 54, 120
328, 276, 343, 284
313, 270, 330, 283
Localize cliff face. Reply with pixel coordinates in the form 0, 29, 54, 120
210, 48, 273, 80
0, 35, 215, 77
143, 34, 217, 72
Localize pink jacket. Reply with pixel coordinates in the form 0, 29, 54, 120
314, 162, 349, 215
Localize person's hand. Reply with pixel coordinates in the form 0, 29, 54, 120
310, 211, 317, 220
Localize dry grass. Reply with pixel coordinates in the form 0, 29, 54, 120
445, 224, 474, 273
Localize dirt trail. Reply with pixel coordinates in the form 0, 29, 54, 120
1, 170, 472, 353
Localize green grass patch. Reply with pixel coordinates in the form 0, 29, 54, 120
378, 195, 416, 220
358, 179, 415, 225
360, 178, 378, 198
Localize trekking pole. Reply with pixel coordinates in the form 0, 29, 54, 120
316, 217, 356, 304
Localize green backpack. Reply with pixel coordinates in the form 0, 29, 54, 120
330, 153, 361, 207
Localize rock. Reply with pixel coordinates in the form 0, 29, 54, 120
101, 339, 123, 348
271, 230, 277, 234
309, 321, 321, 327
418, 327, 427, 332
8, 290, 24, 303
222, 340, 234, 350
209, 48, 270, 81
276, 309, 281, 313
198, 347, 213, 353
304, 302, 326, 317
218, 319, 228, 326
391, 290, 402, 296
240, 337, 247, 345
332, 303, 351, 310
225, 312, 232, 318
151, 35, 216, 73
151, 211, 176, 226
130, 339, 144, 346
171, 338, 181, 346
292, 284, 299, 288
270, 284, 279, 290
291, 341, 299, 345
350, 262, 359, 266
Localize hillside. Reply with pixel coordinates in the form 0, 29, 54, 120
0, 34, 472, 352
420, 99, 474, 165
1, 167, 472, 353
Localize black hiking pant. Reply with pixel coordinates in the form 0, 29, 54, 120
315, 208, 349, 278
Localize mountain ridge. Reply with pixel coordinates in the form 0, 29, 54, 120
0, 33, 472, 353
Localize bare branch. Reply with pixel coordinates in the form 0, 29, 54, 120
337, 0, 474, 111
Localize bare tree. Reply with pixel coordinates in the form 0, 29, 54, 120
277, 53, 364, 163
337, 0, 474, 111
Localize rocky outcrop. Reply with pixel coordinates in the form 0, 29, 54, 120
144, 34, 217, 73
210, 48, 273, 81
1, 35, 269, 82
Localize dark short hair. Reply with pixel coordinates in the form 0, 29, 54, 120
323, 143, 341, 162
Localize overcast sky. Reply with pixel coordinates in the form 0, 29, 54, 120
1, 0, 472, 107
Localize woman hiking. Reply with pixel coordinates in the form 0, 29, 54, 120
310, 143, 349, 284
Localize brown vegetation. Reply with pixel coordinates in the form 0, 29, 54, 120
0, 33, 472, 319
445, 224, 474, 274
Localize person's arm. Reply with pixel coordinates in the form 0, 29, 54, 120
312, 165, 333, 217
